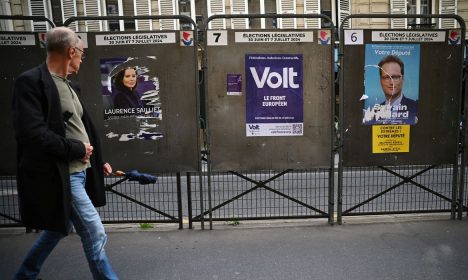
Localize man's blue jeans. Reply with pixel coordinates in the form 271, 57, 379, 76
14, 171, 118, 280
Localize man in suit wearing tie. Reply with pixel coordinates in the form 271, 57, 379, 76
376, 55, 418, 125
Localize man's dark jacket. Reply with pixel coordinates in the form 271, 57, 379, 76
12, 63, 106, 234
366, 95, 418, 125
384, 95, 418, 125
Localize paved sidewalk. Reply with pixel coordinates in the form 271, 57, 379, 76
1, 216, 468, 280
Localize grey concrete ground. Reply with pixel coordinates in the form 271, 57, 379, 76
1, 216, 468, 280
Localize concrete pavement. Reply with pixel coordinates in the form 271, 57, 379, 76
1, 215, 468, 280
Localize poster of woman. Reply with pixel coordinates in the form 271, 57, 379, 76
101, 56, 162, 121
100, 57, 164, 141
362, 44, 420, 125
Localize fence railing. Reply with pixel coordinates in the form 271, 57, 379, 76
1, 14, 467, 230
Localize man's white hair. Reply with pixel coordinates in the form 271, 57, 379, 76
45, 27, 80, 54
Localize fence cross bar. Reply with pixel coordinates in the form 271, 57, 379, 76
193, 182, 263, 220
261, 184, 328, 216
105, 177, 177, 221
105, 188, 177, 221
105, 177, 129, 190
194, 169, 292, 220
0, 212, 21, 223
380, 166, 454, 203
198, 169, 327, 219
232, 169, 327, 215
343, 165, 435, 214
229, 169, 293, 185
103, 176, 179, 221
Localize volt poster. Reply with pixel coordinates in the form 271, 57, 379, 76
245, 54, 304, 137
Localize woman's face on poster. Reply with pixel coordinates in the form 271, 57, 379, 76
122, 68, 137, 90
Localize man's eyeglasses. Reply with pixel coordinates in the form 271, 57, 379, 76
74, 47, 86, 59
380, 75, 403, 82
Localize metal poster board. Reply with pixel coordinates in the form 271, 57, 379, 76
76, 31, 199, 173
0, 32, 46, 175
342, 28, 464, 166
206, 28, 333, 171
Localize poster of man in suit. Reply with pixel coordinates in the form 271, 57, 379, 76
362, 44, 420, 125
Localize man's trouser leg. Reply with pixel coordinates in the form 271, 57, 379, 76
13, 230, 67, 279
70, 171, 118, 280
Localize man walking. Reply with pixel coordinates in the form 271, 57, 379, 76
12, 27, 118, 279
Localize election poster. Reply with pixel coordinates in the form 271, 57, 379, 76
101, 56, 162, 120
372, 125, 410, 153
245, 54, 303, 136
227, 74, 242, 96
100, 56, 164, 141
362, 44, 420, 125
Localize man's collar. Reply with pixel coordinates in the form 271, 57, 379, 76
385, 94, 403, 106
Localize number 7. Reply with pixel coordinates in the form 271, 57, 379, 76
213, 32, 221, 43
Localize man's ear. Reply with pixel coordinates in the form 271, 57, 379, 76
67, 47, 75, 59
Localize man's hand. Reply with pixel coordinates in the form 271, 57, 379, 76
81, 142, 93, 163
103, 162, 112, 176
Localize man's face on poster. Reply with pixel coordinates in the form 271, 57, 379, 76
380, 61, 403, 101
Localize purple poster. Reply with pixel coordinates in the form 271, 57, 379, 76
100, 56, 164, 141
101, 56, 162, 121
227, 74, 242, 95
245, 54, 303, 136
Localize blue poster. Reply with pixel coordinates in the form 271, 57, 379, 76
363, 44, 420, 125
245, 54, 303, 136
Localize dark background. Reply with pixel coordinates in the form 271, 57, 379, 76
342, 29, 463, 167
206, 29, 334, 171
